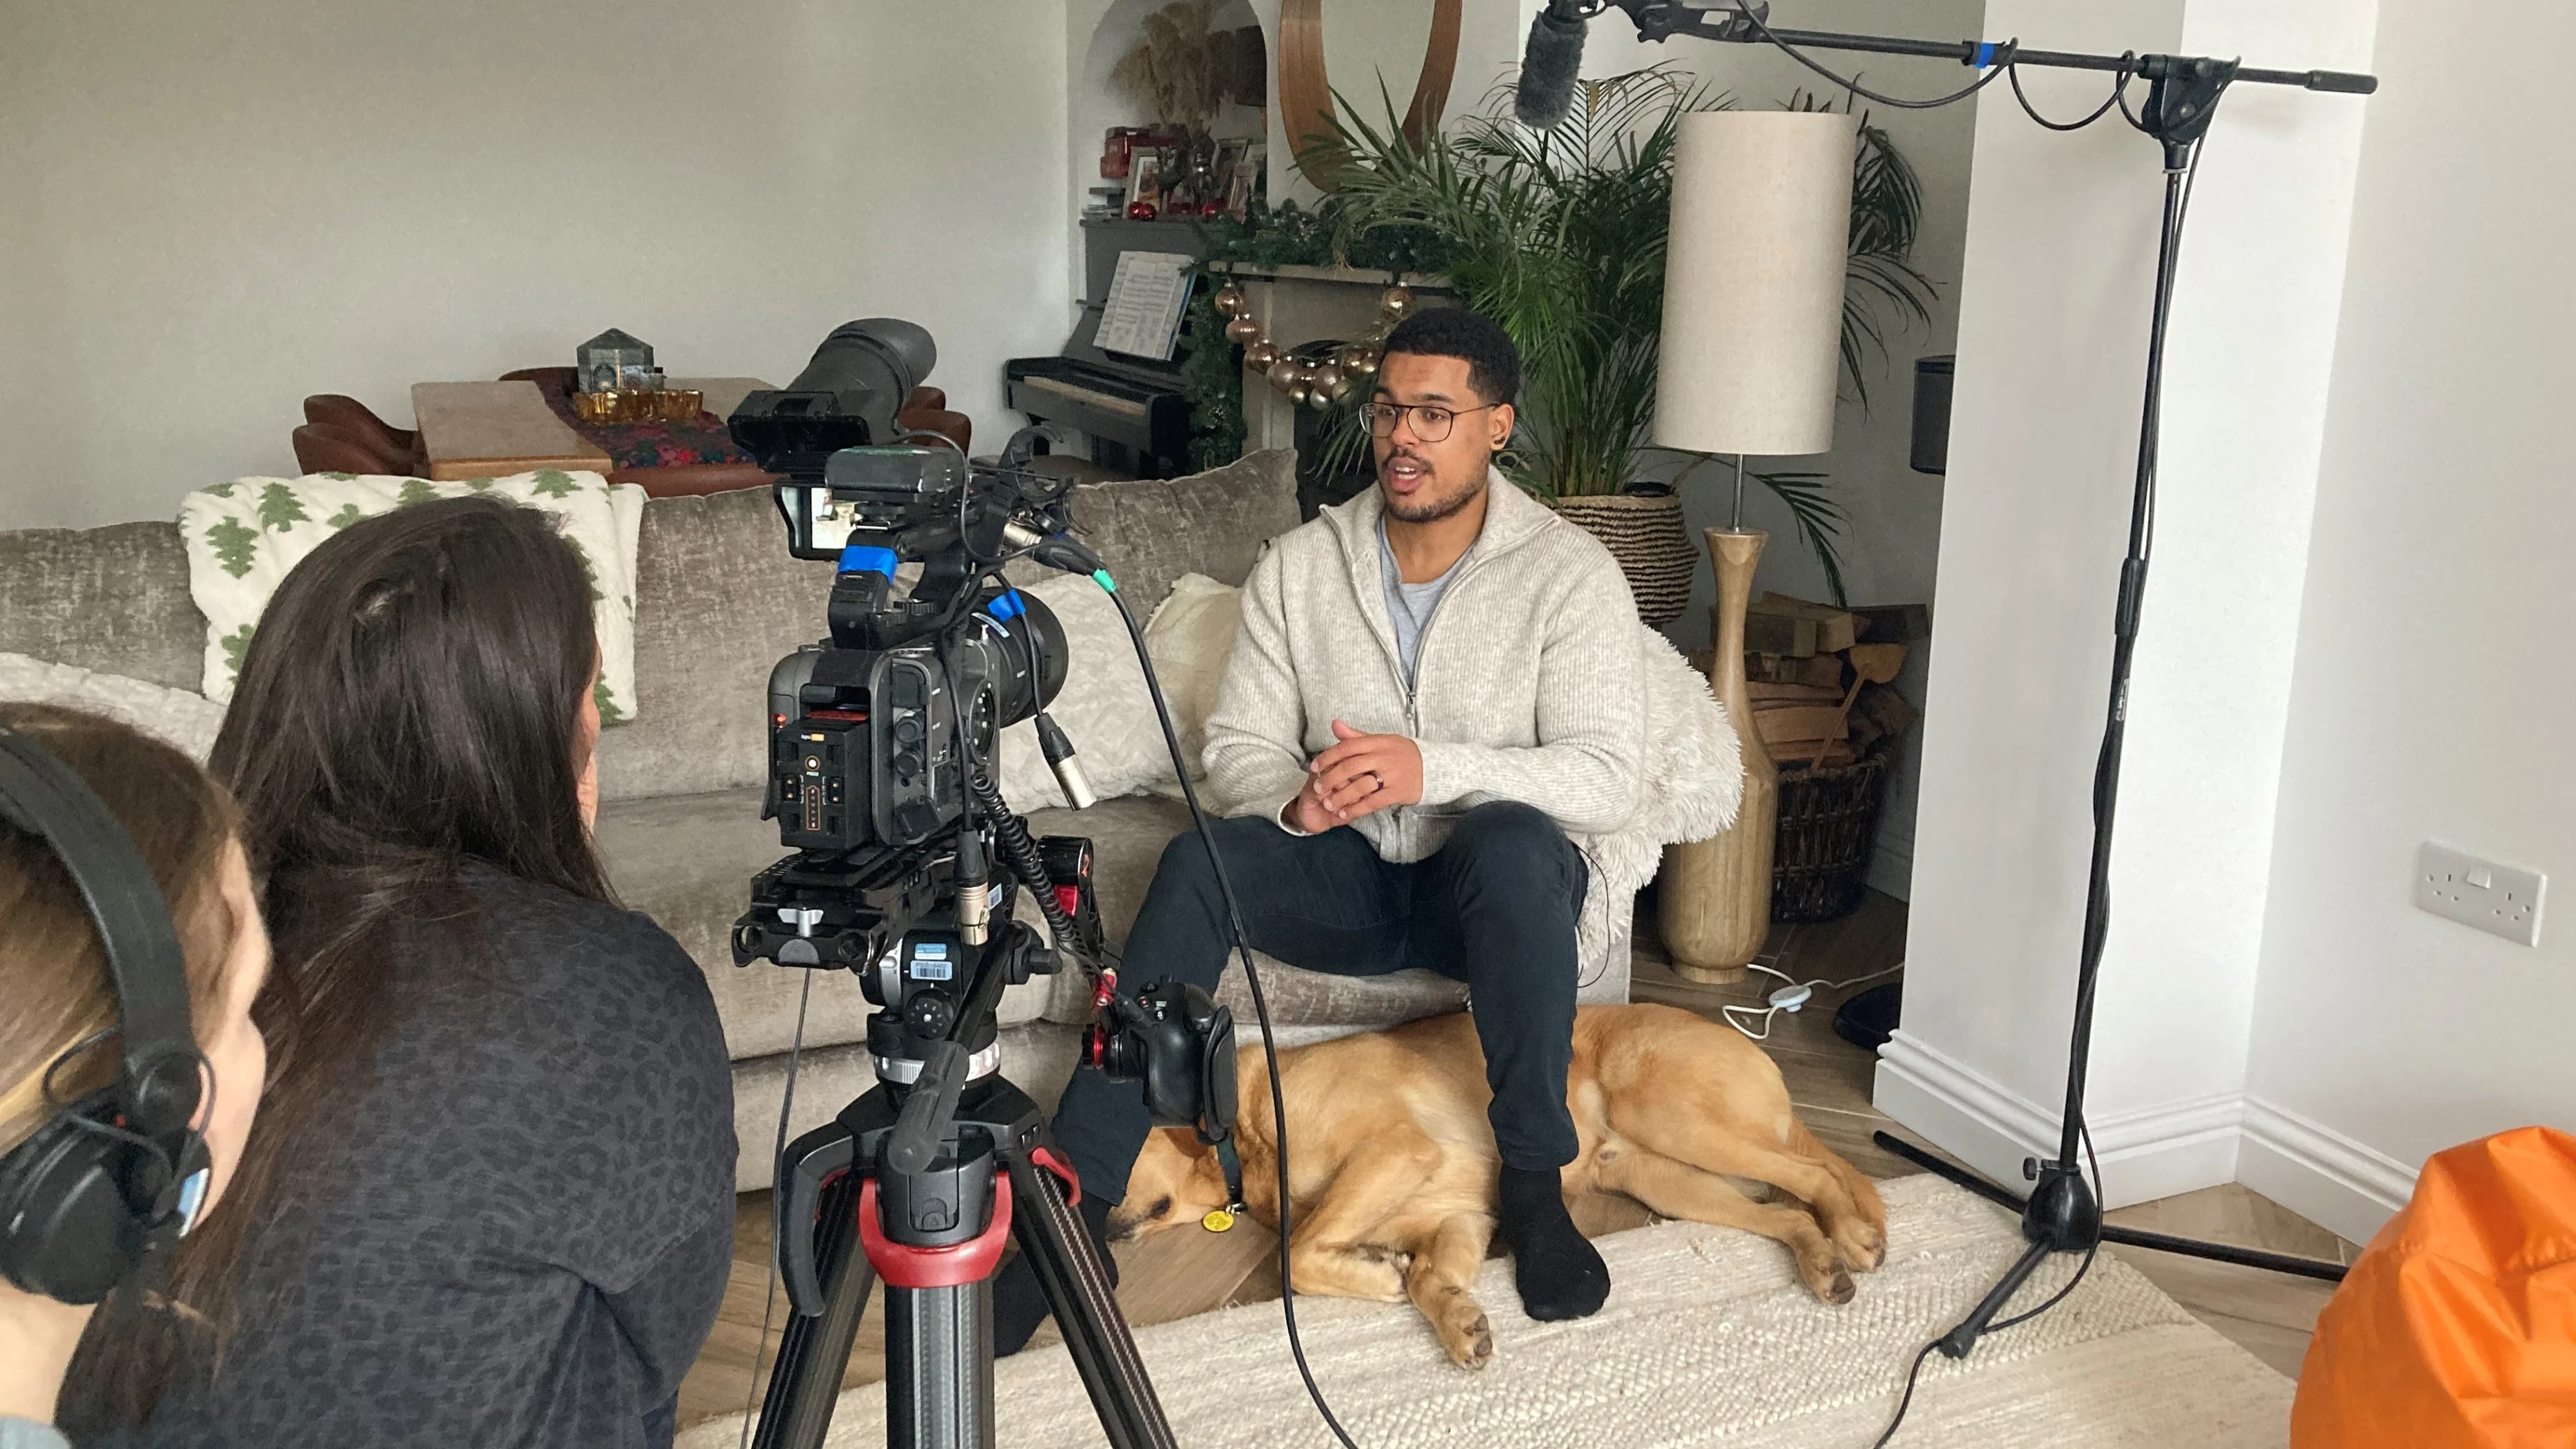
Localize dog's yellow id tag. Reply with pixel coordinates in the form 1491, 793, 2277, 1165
1201, 1208, 1236, 1232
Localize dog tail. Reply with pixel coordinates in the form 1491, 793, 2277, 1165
1786, 1118, 1889, 1236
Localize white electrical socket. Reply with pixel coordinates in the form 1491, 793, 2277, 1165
2414, 842, 2545, 946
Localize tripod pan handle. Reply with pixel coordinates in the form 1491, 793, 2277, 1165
888, 1041, 969, 1174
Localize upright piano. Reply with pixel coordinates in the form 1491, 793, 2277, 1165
1005, 219, 1204, 478
1004, 304, 1194, 478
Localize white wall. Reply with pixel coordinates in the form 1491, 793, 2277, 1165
1881, 0, 2379, 1210
0, 0, 1073, 530
2240, 0, 2576, 1244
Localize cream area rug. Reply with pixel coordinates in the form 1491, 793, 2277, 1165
681, 1175, 2292, 1448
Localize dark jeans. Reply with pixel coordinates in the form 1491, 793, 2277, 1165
1051, 800, 1589, 1205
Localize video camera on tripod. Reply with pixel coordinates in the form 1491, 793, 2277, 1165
723, 320, 1237, 1449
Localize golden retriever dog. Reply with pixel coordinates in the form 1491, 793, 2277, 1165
1109, 1002, 1888, 1368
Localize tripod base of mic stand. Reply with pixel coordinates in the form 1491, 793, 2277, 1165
1872, 1128, 2351, 1346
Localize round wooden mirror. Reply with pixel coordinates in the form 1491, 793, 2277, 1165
1278, 0, 1462, 187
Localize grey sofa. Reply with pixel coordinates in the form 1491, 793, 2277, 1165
2, 449, 1630, 1191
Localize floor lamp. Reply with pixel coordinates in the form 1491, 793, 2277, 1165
1652, 109, 1854, 984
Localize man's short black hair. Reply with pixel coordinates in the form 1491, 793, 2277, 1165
1380, 308, 1521, 406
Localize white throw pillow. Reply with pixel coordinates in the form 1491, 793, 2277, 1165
1140, 573, 1244, 782
994, 575, 1173, 812
0, 653, 229, 763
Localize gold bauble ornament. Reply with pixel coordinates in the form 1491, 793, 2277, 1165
1224, 316, 1263, 344
1243, 340, 1281, 372
1326, 374, 1356, 403
1304, 386, 1334, 411
1379, 285, 1414, 318
1212, 284, 1247, 317
1307, 363, 1344, 398
1346, 346, 1380, 378
1268, 358, 1305, 394
1287, 383, 1311, 406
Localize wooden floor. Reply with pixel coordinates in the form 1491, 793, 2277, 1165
678, 890, 2353, 1430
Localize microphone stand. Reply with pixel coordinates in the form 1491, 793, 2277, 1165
1621, 1, 2376, 1366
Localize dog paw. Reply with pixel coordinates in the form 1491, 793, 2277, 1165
1832, 1223, 1886, 1274
1819, 1268, 1856, 1306
1443, 1310, 1495, 1369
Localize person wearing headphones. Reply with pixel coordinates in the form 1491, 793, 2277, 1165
68, 497, 735, 1448
0, 704, 270, 1449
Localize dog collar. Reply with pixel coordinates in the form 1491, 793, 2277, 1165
1204, 1135, 1246, 1232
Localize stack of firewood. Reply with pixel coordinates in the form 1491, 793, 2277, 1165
1695, 596, 1926, 770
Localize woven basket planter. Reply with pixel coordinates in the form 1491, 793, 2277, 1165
1552, 492, 1694, 627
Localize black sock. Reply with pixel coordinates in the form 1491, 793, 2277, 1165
994, 1189, 1122, 1356
1496, 1165, 1609, 1322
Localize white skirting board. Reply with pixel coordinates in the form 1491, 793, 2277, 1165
2237, 1097, 2417, 1246
1873, 1032, 2241, 1208
1874, 1030, 2418, 1240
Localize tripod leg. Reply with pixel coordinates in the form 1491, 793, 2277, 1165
755, 1171, 879, 1449
1008, 1155, 1177, 1449
883, 1282, 994, 1449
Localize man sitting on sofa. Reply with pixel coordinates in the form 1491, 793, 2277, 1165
997, 308, 1646, 1351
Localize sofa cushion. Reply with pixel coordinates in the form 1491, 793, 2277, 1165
601, 451, 1301, 804
0, 522, 201, 690
596, 487, 833, 803
1008, 449, 1300, 616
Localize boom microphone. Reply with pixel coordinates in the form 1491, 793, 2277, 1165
1514, 0, 1589, 129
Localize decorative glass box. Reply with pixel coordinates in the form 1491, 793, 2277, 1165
577, 328, 655, 393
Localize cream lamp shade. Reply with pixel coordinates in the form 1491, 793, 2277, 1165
1654, 109, 1858, 457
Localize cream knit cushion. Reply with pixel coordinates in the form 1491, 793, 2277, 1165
0, 652, 228, 763
995, 573, 1168, 812
1138, 572, 1246, 786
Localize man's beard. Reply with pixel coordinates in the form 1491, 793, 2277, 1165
1379, 452, 1488, 524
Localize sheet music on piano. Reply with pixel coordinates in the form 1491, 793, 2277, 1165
1093, 250, 1196, 362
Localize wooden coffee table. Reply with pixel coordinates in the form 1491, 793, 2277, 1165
412, 380, 612, 481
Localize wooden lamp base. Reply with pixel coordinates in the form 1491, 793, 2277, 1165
1657, 527, 1779, 983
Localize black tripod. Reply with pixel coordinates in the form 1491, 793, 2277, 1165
747, 900, 1175, 1449
1629, 0, 2380, 1373
757, 1064, 1171, 1449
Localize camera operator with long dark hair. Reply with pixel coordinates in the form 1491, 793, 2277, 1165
66, 498, 736, 1448
1, 706, 270, 1447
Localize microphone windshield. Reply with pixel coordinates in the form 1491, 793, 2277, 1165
1513, 7, 1587, 130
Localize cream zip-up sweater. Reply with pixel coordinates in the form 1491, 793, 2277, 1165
1202, 471, 1646, 863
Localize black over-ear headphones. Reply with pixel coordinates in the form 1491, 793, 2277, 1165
0, 724, 213, 1305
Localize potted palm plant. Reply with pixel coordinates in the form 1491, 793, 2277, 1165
1323, 69, 1934, 612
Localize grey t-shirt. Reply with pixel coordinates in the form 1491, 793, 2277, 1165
1378, 519, 1466, 686
0, 1419, 70, 1449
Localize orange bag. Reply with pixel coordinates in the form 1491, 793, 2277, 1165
2292, 1126, 2576, 1447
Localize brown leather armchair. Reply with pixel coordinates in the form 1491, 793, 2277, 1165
292, 423, 419, 476
894, 385, 971, 455
303, 395, 421, 464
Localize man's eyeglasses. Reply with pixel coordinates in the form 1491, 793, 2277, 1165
1358, 401, 1500, 443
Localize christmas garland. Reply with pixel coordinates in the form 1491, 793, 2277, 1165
1178, 200, 1450, 470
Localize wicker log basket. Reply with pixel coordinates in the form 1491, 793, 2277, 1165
1552, 492, 1695, 627
1770, 745, 1894, 922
